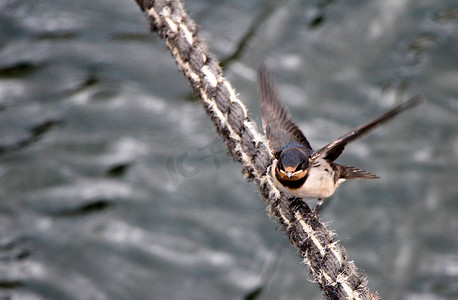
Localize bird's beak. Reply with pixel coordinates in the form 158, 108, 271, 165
286, 172, 292, 178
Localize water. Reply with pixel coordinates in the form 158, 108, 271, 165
0, 0, 457, 299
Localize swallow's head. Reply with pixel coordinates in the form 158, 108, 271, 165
276, 147, 309, 181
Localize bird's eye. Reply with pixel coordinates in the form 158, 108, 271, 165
278, 162, 285, 171
295, 161, 307, 172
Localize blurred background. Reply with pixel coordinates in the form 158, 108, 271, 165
0, 0, 457, 299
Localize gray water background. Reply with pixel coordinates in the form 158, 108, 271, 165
0, 0, 457, 299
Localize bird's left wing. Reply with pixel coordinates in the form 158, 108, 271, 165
311, 95, 424, 162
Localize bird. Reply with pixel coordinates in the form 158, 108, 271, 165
257, 65, 422, 211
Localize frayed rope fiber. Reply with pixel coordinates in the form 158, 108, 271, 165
135, 0, 379, 299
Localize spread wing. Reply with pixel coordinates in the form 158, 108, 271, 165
311, 94, 424, 162
257, 65, 312, 157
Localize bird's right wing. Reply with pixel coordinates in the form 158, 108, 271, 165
257, 65, 313, 157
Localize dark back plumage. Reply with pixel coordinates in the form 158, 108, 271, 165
257, 65, 313, 158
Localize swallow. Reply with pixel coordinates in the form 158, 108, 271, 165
257, 65, 422, 211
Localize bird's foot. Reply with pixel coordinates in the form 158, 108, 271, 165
314, 198, 323, 214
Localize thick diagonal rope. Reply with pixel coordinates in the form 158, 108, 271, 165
135, 1, 379, 299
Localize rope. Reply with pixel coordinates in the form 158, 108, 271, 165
134, 1, 379, 299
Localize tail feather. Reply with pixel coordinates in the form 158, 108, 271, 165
337, 164, 379, 180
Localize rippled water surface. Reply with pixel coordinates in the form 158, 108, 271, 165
0, 0, 457, 299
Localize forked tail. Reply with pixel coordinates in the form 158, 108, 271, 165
336, 164, 379, 180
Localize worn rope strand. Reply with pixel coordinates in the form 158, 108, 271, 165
135, 1, 379, 299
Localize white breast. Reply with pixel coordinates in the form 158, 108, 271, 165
272, 159, 345, 199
